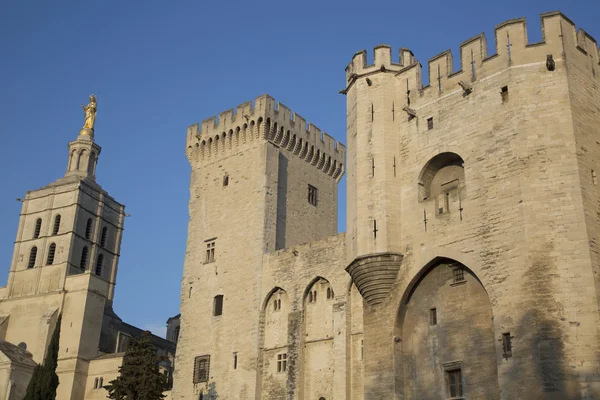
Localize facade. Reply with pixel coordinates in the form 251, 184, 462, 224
173, 11, 600, 400
0, 115, 175, 399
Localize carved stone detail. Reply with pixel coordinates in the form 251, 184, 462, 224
346, 252, 403, 306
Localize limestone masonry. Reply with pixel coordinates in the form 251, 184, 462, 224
172, 11, 600, 400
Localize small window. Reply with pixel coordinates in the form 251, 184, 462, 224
223, 175, 229, 186
502, 332, 513, 358
446, 369, 463, 398
326, 287, 335, 299
193, 355, 210, 383
80, 246, 89, 270
52, 215, 61, 235
501, 85, 509, 102
46, 243, 56, 265
427, 117, 434, 130
453, 267, 465, 283
95, 254, 104, 276
273, 298, 281, 311
308, 290, 317, 303
100, 227, 108, 248
213, 295, 223, 316
85, 218, 93, 240
430, 308, 437, 326
94, 378, 99, 389
308, 185, 318, 206
233, 352, 238, 369
277, 353, 287, 372
205, 240, 216, 263
28, 247, 37, 268
33, 218, 42, 239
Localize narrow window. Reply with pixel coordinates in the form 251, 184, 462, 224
327, 287, 331, 299
189, 286, 192, 298
501, 85, 509, 102
274, 299, 278, 311
205, 240, 216, 263
94, 378, 98, 389
277, 353, 287, 372
233, 352, 238, 369
95, 254, 104, 276
446, 369, 463, 397
100, 227, 108, 247
502, 332, 513, 358
46, 243, 56, 265
308, 291, 313, 303
427, 117, 434, 130
80, 246, 88, 270
52, 215, 61, 235
593, 170, 598, 186
313, 290, 317, 302
85, 218, 93, 240
223, 175, 229, 186
99, 377, 103, 388
453, 267, 465, 283
193, 355, 210, 383
213, 295, 223, 316
277, 299, 281, 310
430, 308, 437, 326
308, 184, 318, 206
28, 247, 37, 268
361, 339, 364, 360
33, 218, 42, 239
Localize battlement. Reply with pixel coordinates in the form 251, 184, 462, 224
186, 95, 345, 181
344, 12, 599, 94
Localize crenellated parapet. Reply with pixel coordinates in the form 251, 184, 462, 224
186, 94, 345, 181
343, 12, 599, 98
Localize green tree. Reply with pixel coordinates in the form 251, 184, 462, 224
24, 313, 62, 400
106, 330, 167, 400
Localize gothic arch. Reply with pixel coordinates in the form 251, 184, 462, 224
394, 257, 499, 400
417, 152, 465, 203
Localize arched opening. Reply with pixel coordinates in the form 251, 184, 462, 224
52, 215, 61, 235
85, 218, 93, 239
418, 153, 465, 215
95, 254, 104, 276
100, 227, 108, 248
77, 149, 88, 171
28, 247, 37, 268
33, 218, 42, 239
80, 246, 89, 270
303, 277, 334, 400
395, 257, 499, 399
46, 243, 56, 265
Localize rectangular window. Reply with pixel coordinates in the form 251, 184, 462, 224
502, 332, 513, 358
447, 369, 463, 398
308, 185, 318, 206
277, 353, 287, 373
213, 295, 223, 316
453, 268, 465, 283
205, 240, 216, 263
223, 175, 229, 186
233, 352, 238, 369
427, 117, 434, 130
193, 355, 210, 383
430, 308, 437, 326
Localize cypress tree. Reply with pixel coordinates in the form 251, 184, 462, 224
24, 314, 62, 400
106, 330, 167, 400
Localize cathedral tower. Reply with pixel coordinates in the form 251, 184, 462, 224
0, 96, 126, 399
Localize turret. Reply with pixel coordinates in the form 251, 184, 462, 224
65, 94, 101, 180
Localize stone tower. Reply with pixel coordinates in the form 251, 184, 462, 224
172, 94, 344, 399
0, 112, 126, 399
344, 11, 600, 400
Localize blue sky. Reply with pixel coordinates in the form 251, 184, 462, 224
0, 1, 597, 337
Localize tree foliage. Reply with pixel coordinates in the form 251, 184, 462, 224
106, 330, 167, 400
24, 313, 62, 400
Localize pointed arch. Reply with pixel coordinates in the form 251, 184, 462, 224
46, 243, 56, 265
28, 247, 37, 268
33, 218, 42, 239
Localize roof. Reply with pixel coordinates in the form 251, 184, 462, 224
0, 341, 36, 367
166, 314, 180, 323
120, 322, 176, 352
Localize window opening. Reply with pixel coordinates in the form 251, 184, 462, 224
95, 254, 104, 276
233, 352, 238, 369
327, 287, 335, 299
446, 369, 463, 398
85, 218, 93, 240
80, 246, 88, 270
502, 332, 513, 358
33, 218, 42, 239
94, 378, 98, 389
46, 243, 56, 265
52, 215, 61, 235
277, 353, 287, 372
205, 240, 215, 263
501, 85, 509, 102
223, 175, 229, 186
453, 267, 465, 283
308, 185, 318, 206
427, 117, 434, 130
213, 295, 223, 316
193, 355, 210, 383
28, 247, 37, 268
100, 227, 108, 247
430, 308, 437, 326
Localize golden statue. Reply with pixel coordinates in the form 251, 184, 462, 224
81, 95, 97, 133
